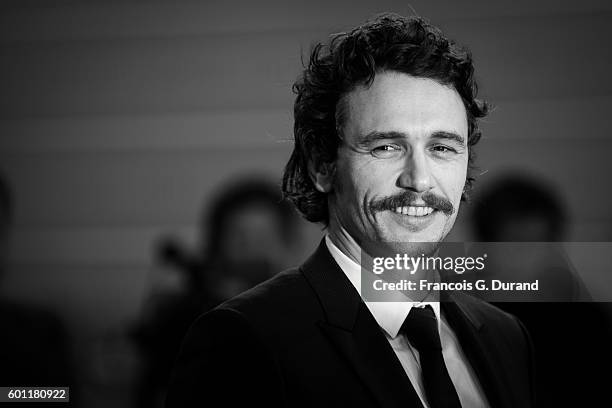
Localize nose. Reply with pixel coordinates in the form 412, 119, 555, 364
397, 149, 433, 193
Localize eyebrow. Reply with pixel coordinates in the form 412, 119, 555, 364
358, 131, 406, 145
359, 130, 466, 146
430, 131, 466, 146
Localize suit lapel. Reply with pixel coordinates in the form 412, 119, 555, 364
301, 240, 423, 408
442, 293, 514, 408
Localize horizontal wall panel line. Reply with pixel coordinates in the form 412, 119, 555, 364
1, 2, 611, 43
1, 15, 610, 118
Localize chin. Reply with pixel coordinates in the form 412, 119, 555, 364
369, 227, 444, 255
375, 240, 440, 258
384, 224, 446, 243
397, 230, 442, 242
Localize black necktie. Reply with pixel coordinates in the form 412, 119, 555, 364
400, 305, 462, 408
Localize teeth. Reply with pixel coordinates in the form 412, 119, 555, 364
393, 206, 434, 217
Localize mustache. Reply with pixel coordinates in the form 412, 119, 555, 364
370, 191, 455, 216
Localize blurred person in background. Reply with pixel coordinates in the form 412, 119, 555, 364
0, 172, 75, 401
471, 174, 584, 300
471, 174, 612, 407
200, 177, 299, 299
132, 176, 298, 408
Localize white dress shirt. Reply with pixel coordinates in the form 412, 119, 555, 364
325, 236, 489, 408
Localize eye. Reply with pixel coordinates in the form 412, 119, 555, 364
430, 144, 457, 155
371, 144, 402, 158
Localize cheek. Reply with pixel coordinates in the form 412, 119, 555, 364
457, 159, 469, 193
453, 172, 467, 198
433, 159, 468, 201
334, 155, 379, 202
332, 159, 364, 216
332, 157, 352, 197
451, 163, 469, 208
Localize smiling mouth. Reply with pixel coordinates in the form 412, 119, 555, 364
392, 206, 435, 216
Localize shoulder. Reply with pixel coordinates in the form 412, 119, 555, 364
219, 267, 313, 310
190, 267, 325, 344
167, 267, 325, 406
450, 291, 531, 344
452, 291, 521, 324
220, 267, 321, 314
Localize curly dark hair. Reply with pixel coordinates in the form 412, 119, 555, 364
282, 13, 490, 225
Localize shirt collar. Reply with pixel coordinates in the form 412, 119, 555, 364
325, 235, 441, 338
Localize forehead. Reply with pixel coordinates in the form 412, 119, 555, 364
341, 71, 468, 140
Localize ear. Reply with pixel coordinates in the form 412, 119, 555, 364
308, 160, 336, 193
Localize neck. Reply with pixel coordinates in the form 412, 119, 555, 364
327, 210, 362, 265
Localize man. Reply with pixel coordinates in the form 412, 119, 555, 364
167, 14, 534, 407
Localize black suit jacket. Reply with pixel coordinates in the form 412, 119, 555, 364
166, 240, 535, 407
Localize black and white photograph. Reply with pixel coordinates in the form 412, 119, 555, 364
1, 1, 611, 407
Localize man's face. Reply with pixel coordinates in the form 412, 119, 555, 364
328, 72, 468, 252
